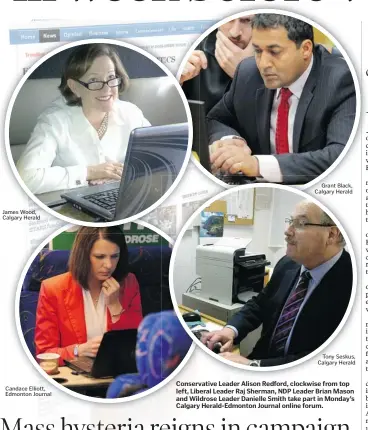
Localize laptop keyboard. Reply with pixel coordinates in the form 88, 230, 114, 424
69, 356, 94, 373
217, 173, 256, 185
83, 189, 118, 212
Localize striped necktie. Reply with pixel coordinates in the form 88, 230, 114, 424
270, 270, 311, 354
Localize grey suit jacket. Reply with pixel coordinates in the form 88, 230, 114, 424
207, 45, 356, 184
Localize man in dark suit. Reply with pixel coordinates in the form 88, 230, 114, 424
180, 17, 254, 115
208, 14, 356, 184
202, 200, 353, 367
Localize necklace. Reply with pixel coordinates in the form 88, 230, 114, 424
93, 292, 101, 305
97, 113, 109, 140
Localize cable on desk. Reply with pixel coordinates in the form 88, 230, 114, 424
186, 278, 201, 293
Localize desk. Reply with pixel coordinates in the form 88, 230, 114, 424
179, 304, 227, 329
36, 189, 101, 222
51, 366, 114, 396
180, 293, 262, 357
179, 305, 240, 354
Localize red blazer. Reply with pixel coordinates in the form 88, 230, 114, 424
35, 272, 143, 364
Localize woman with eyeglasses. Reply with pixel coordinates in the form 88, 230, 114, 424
17, 43, 150, 194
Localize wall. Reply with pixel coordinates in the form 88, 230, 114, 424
46, 224, 173, 315
28, 44, 166, 80
173, 188, 305, 305
50, 223, 169, 250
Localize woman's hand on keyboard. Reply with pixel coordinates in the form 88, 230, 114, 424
87, 162, 123, 182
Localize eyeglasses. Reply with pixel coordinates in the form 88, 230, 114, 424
74, 77, 122, 91
285, 217, 335, 229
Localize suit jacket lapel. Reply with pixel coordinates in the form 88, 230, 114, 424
256, 88, 274, 154
266, 265, 300, 353
279, 266, 300, 307
296, 250, 347, 308
293, 53, 319, 152
62, 277, 87, 343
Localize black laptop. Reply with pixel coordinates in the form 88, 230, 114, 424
189, 100, 211, 172
61, 123, 188, 221
64, 329, 137, 378
188, 100, 255, 185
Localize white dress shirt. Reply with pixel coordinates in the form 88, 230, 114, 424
256, 56, 314, 183
82, 289, 107, 340
17, 97, 150, 194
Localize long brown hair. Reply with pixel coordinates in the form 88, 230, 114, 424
69, 226, 129, 289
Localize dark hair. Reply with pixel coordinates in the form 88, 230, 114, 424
69, 226, 129, 290
252, 14, 314, 48
58, 43, 130, 106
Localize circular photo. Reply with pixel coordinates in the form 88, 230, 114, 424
16, 223, 193, 401
179, 11, 359, 187
6, 40, 191, 225
169, 184, 356, 369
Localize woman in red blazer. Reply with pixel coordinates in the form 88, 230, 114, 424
35, 226, 143, 364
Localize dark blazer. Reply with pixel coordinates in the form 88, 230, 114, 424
228, 250, 353, 366
207, 45, 356, 184
182, 31, 232, 115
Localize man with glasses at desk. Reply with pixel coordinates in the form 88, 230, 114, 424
202, 200, 352, 367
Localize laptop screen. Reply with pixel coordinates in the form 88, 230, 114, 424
188, 100, 211, 172
115, 123, 188, 219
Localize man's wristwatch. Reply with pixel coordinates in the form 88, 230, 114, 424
249, 360, 261, 367
74, 344, 79, 357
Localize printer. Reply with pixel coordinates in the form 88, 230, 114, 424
196, 237, 270, 306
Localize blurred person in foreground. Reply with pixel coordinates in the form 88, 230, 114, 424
180, 16, 254, 114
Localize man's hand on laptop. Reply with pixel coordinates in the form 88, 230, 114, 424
201, 327, 235, 353
215, 31, 254, 78
87, 161, 123, 182
219, 352, 251, 365
78, 335, 103, 358
179, 50, 208, 84
210, 139, 260, 176
211, 137, 249, 153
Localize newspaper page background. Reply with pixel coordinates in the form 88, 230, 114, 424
0, 1, 364, 429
